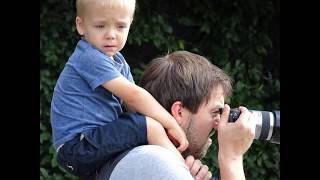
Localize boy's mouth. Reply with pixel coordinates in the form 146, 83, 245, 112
103, 45, 116, 51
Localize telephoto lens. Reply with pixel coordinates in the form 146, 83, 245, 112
227, 108, 280, 144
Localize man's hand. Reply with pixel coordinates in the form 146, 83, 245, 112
216, 104, 255, 180
217, 104, 255, 159
185, 155, 212, 180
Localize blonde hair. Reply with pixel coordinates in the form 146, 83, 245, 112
76, 0, 136, 17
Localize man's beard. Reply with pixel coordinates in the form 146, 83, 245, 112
181, 116, 212, 159
182, 138, 211, 159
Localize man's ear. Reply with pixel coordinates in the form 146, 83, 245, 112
76, 16, 84, 36
171, 101, 184, 126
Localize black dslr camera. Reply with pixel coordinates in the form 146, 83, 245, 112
225, 108, 280, 144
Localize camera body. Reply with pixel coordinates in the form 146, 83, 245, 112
228, 108, 280, 144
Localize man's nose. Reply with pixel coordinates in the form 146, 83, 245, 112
212, 118, 220, 129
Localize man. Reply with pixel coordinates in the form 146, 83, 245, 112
96, 51, 255, 180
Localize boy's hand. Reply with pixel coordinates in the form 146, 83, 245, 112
167, 124, 189, 153
185, 155, 212, 180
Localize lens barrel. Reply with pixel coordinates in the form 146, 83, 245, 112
228, 108, 280, 144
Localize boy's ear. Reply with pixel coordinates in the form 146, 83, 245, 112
76, 16, 84, 36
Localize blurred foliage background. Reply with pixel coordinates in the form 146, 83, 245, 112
40, 0, 280, 179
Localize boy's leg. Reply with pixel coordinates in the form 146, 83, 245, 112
57, 113, 147, 177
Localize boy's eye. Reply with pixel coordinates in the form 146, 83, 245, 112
95, 25, 104, 28
118, 25, 126, 29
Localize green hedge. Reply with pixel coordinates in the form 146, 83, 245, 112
40, 0, 280, 179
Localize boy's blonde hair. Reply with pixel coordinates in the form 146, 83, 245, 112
76, 0, 136, 17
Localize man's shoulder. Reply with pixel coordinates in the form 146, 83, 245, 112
107, 145, 193, 180
114, 145, 179, 166
129, 145, 177, 158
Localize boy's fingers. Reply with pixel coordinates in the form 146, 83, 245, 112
185, 139, 189, 149
167, 131, 179, 146
177, 144, 183, 152
167, 126, 189, 152
168, 132, 184, 152
177, 140, 187, 152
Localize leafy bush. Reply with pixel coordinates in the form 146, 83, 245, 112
40, 0, 279, 179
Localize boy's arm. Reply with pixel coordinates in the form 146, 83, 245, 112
122, 101, 137, 113
102, 76, 188, 152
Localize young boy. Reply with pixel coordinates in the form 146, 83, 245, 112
50, 0, 188, 177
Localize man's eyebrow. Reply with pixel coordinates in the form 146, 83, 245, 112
211, 106, 224, 114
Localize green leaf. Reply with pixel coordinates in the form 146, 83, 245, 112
178, 40, 185, 49
40, 168, 50, 178
40, 132, 50, 143
256, 46, 267, 55
51, 155, 58, 167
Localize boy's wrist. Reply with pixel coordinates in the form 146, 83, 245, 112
166, 115, 180, 129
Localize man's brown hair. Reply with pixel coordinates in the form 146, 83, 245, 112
139, 51, 232, 113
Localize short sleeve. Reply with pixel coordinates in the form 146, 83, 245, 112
71, 51, 122, 90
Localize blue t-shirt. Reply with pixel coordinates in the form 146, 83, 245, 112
50, 39, 134, 149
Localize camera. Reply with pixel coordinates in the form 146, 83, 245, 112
227, 108, 280, 144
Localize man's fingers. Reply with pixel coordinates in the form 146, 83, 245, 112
219, 104, 230, 125
204, 171, 212, 180
185, 155, 195, 170
195, 165, 209, 180
190, 159, 202, 176
236, 106, 250, 124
